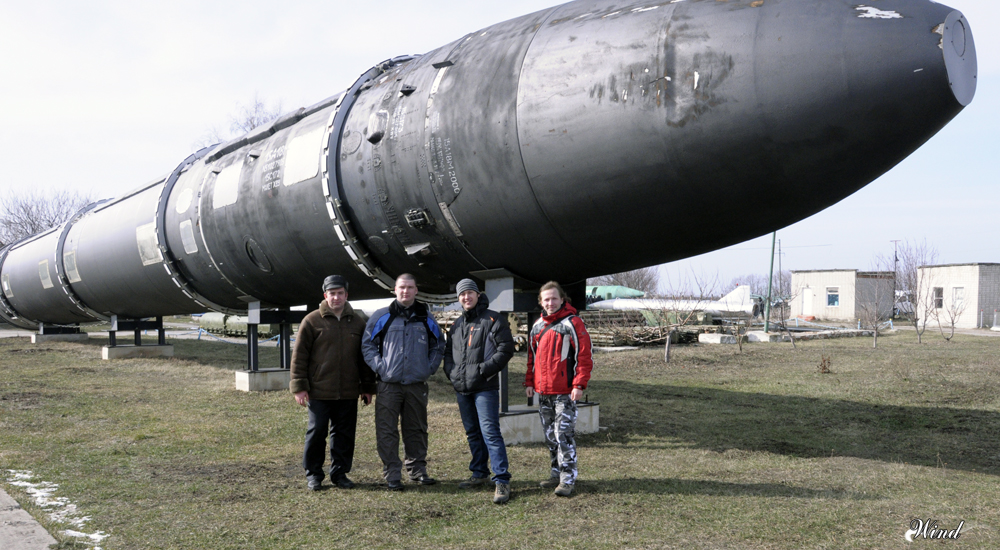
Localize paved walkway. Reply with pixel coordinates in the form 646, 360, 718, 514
0, 487, 57, 550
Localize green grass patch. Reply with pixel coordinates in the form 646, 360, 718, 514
2, 333, 999, 548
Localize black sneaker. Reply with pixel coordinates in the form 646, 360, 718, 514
411, 474, 437, 486
387, 479, 404, 491
307, 479, 322, 491
333, 476, 355, 489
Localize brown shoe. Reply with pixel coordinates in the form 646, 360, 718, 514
493, 482, 510, 504
539, 475, 560, 489
554, 482, 574, 497
459, 476, 489, 489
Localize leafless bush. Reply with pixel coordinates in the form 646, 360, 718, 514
0, 191, 93, 247
193, 93, 283, 149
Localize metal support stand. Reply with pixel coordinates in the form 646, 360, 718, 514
243, 303, 307, 371
108, 316, 164, 347
236, 304, 308, 392
102, 316, 172, 360
37, 323, 82, 335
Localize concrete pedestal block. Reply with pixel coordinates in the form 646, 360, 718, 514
235, 369, 290, 392
499, 402, 600, 445
746, 331, 785, 343
698, 333, 740, 344
31, 333, 90, 344
102, 345, 174, 360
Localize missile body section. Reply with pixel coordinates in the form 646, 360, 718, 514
0, 0, 977, 327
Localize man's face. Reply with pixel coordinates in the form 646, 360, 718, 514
540, 288, 563, 315
324, 288, 347, 311
459, 289, 479, 311
394, 277, 417, 307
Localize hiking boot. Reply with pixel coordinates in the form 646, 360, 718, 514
539, 475, 560, 489
493, 482, 510, 504
554, 482, 574, 497
459, 476, 489, 489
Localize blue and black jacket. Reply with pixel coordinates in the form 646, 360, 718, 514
362, 300, 444, 385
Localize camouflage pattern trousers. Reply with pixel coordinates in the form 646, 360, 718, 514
538, 394, 578, 485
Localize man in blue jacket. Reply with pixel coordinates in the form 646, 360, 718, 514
362, 273, 445, 491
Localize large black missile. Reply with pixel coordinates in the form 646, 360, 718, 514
0, 0, 977, 328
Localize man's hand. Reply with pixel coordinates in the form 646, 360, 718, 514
360, 393, 373, 406
294, 391, 309, 407
525, 387, 534, 398
570, 387, 583, 401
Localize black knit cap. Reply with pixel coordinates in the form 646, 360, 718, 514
323, 275, 348, 292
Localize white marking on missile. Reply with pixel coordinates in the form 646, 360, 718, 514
632, 6, 660, 12
855, 6, 902, 19
670, 0, 687, 3
603, 11, 621, 18
693, 71, 700, 90
623, 89, 628, 100
914, 68, 924, 72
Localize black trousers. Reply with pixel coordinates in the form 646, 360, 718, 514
304, 398, 358, 481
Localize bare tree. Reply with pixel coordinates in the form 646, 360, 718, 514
896, 240, 939, 343
0, 191, 93, 247
932, 285, 969, 342
229, 94, 284, 135
193, 93, 284, 149
728, 273, 768, 296
656, 270, 719, 362
589, 266, 660, 296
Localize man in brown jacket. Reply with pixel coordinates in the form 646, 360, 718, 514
291, 275, 375, 491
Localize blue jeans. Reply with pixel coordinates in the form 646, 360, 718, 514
455, 389, 510, 483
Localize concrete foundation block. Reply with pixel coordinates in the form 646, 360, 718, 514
698, 333, 739, 344
499, 402, 600, 445
235, 369, 290, 392
102, 344, 174, 360
31, 333, 90, 344
746, 331, 785, 343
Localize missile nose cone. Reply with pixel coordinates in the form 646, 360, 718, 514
941, 10, 976, 106
501, 0, 979, 281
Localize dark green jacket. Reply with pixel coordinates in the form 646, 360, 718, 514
290, 301, 375, 399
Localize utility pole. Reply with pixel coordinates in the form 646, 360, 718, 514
764, 231, 776, 332
890, 239, 901, 318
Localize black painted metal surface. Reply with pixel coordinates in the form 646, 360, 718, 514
0, 0, 977, 325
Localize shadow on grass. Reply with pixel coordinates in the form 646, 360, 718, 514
567, 478, 868, 499
592, 381, 1000, 475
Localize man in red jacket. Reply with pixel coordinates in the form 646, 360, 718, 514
524, 281, 593, 497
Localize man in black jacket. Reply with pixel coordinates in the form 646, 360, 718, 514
443, 278, 515, 504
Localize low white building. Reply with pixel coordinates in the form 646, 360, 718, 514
790, 269, 894, 323
917, 263, 1000, 329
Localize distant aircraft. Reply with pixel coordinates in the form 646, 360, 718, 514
589, 286, 760, 318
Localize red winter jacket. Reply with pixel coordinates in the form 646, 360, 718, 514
524, 303, 593, 395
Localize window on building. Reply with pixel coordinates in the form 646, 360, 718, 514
933, 287, 943, 309
826, 287, 839, 307
952, 287, 964, 308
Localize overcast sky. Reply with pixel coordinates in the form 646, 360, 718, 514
0, 0, 994, 293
